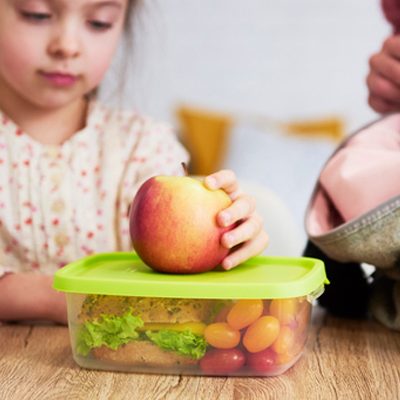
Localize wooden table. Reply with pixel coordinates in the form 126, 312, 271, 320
1, 307, 400, 400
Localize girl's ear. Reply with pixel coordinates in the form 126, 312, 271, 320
303, 240, 371, 319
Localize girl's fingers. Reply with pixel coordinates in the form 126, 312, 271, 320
204, 169, 269, 270
218, 194, 256, 227
222, 230, 269, 270
205, 169, 239, 196
221, 213, 263, 249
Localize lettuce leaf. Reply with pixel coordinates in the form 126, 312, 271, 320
76, 310, 207, 360
76, 310, 144, 356
145, 329, 207, 360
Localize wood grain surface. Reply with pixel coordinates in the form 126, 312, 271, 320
1, 308, 399, 400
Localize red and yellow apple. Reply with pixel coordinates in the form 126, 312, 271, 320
129, 175, 234, 273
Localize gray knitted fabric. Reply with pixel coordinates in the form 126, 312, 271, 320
308, 195, 400, 273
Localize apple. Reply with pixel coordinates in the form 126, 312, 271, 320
129, 175, 234, 273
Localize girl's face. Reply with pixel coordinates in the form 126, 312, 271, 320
0, 0, 128, 110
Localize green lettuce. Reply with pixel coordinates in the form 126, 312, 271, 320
76, 310, 144, 356
145, 329, 207, 360
76, 311, 207, 360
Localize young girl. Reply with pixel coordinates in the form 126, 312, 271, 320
0, 0, 268, 325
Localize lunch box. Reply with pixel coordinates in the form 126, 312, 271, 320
53, 253, 327, 377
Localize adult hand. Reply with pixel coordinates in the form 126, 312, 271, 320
367, 34, 400, 113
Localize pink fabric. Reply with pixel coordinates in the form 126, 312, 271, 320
307, 114, 400, 236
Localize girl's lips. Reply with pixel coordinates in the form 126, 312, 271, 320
40, 72, 78, 87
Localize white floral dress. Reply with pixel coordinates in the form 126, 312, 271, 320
0, 101, 188, 277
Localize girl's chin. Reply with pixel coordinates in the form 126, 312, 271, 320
29, 92, 89, 111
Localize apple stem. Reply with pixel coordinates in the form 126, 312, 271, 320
181, 162, 189, 176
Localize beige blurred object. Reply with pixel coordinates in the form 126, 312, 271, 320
177, 105, 346, 176
177, 106, 233, 176
239, 180, 304, 256
248, 115, 346, 142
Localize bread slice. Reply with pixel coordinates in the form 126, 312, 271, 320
92, 341, 198, 367
79, 295, 214, 324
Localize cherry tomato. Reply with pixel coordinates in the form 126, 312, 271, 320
276, 345, 304, 366
294, 301, 311, 335
243, 315, 280, 353
276, 352, 292, 365
227, 299, 264, 330
272, 326, 295, 354
247, 347, 278, 374
200, 348, 246, 374
204, 323, 241, 349
269, 298, 298, 325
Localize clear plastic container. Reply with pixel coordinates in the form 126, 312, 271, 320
53, 253, 327, 377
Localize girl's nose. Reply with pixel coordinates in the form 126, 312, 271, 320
47, 24, 81, 59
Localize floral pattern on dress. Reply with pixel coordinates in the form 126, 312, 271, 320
0, 102, 189, 276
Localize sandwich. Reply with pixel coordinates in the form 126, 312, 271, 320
76, 295, 216, 368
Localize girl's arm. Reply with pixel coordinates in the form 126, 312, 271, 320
204, 170, 269, 270
0, 273, 67, 324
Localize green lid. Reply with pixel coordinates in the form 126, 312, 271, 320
53, 252, 327, 299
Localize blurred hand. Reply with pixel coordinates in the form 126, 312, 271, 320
204, 170, 269, 270
367, 34, 400, 113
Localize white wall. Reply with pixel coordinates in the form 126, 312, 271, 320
102, 0, 390, 246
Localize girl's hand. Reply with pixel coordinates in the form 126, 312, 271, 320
204, 170, 269, 270
367, 34, 400, 113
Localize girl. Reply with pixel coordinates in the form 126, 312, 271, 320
0, 0, 268, 324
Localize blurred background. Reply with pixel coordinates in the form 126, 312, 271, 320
101, 0, 390, 254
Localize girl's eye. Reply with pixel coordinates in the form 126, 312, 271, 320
20, 11, 51, 21
88, 20, 113, 31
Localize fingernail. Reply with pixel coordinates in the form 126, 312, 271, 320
223, 260, 233, 270
205, 176, 217, 189
224, 233, 234, 248
219, 211, 231, 226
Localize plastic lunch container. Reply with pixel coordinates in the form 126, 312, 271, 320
53, 252, 327, 377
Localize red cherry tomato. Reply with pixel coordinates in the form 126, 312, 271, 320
204, 323, 241, 349
247, 348, 278, 374
199, 348, 246, 375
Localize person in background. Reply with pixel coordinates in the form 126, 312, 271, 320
0, 0, 268, 325
367, 0, 400, 113
303, 0, 400, 326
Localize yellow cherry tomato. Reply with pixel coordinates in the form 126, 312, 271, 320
227, 299, 264, 330
276, 351, 296, 366
204, 322, 241, 349
269, 298, 298, 325
276, 339, 305, 365
272, 326, 295, 354
294, 301, 311, 335
243, 316, 280, 353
